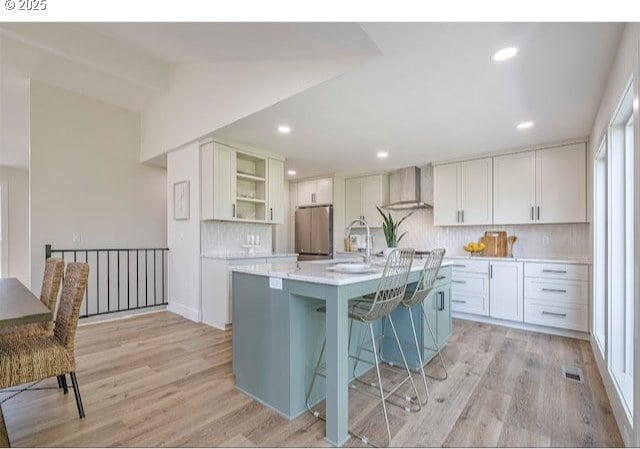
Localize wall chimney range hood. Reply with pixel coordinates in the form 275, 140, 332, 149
383, 165, 433, 210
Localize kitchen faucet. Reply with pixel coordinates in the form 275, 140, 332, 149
345, 218, 371, 264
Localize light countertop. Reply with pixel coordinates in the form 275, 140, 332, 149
231, 258, 453, 286
201, 252, 298, 260
445, 254, 591, 265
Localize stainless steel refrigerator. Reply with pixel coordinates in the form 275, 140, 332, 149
295, 205, 333, 261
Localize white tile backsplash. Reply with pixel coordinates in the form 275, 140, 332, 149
352, 209, 590, 261
201, 221, 273, 256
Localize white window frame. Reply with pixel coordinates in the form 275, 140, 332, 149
607, 78, 634, 419
592, 137, 607, 358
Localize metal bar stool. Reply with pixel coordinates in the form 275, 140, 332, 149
305, 248, 420, 447
399, 248, 448, 406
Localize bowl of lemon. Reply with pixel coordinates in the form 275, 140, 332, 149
463, 242, 485, 256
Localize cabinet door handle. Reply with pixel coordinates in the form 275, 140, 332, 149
457, 210, 460, 223
452, 299, 467, 304
461, 210, 464, 223
541, 311, 566, 318
270, 208, 273, 221
440, 292, 445, 311
542, 288, 567, 293
489, 265, 493, 279
542, 269, 567, 274
232, 203, 236, 218
452, 280, 466, 284
436, 276, 446, 280
531, 206, 534, 221
312, 193, 316, 203
536, 206, 540, 220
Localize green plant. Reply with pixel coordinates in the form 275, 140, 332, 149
376, 206, 414, 247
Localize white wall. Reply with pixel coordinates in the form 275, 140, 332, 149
587, 23, 640, 447
140, 58, 367, 161
166, 141, 201, 322
30, 81, 167, 293
0, 166, 29, 284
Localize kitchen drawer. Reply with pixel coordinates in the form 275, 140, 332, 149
451, 273, 488, 293
524, 278, 588, 305
524, 262, 588, 281
448, 259, 489, 274
451, 292, 489, 316
524, 300, 588, 332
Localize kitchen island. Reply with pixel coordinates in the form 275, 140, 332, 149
231, 258, 452, 447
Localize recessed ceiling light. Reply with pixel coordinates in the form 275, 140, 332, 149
277, 125, 291, 134
517, 121, 534, 130
492, 46, 518, 62
287, 170, 297, 176
377, 151, 389, 159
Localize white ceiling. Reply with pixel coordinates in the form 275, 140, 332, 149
215, 23, 624, 179
88, 23, 381, 64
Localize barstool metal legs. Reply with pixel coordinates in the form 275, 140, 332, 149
407, 307, 430, 406
421, 303, 449, 381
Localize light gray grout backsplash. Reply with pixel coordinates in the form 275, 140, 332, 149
201, 221, 273, 255
352, 209, 590, 260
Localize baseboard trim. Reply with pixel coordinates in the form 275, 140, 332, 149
167, 302, 200, 322
201, 319, 231, 331
590, 335, 633, 446
79, 306, 167, 326
452, 312, 590, 340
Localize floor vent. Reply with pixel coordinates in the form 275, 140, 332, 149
562, 365, 584, 383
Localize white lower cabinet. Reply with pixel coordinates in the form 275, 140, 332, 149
201, 256, 297, 329
450, 260, 489, 316
523, 262, 589, 332
449, 258, 589, 333
489, 261, 523, 322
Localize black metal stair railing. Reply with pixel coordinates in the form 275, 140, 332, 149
45, 244, 169, 319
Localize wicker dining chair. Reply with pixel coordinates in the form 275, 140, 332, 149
0, 262, 90, 419
0, 258, 65, 339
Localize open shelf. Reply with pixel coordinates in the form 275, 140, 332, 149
237, 197, 266, 204
237, 172, 266, 182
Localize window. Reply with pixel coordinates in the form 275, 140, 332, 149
607, 80, 634, 417
593, 138, 607, 355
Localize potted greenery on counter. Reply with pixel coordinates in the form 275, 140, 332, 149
376, 206, 414, 258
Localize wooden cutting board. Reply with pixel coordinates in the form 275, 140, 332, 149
481, 231, 508, 257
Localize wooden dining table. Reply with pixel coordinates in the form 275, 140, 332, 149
0, 278, 52, 448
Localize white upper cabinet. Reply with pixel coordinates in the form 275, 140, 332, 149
434, 158, 492, 226
213, 143, 237, 221
489, 261, 524, 322
315, 178, 333, 205
344, 174, 389, 227
267, 159, 285, 224
296, 177, 333, 207
433, 163, 459, 226
345, 178, 362, 224
460, 158, 493, 225
201, 140, 285, 223
493, 151, 536, 224
492, 143, 586, 224
535, 143, 586, 223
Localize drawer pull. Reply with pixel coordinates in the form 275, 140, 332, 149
452, 264, 467, 268
542, 269, 567, 274
541, 288, 567, 293
541, 311, 567, 318
436, 276, 446, 280
452, 280, 467, 284
452, 299, 467, 304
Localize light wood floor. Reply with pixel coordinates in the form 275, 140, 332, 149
0, 312, 622, 447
